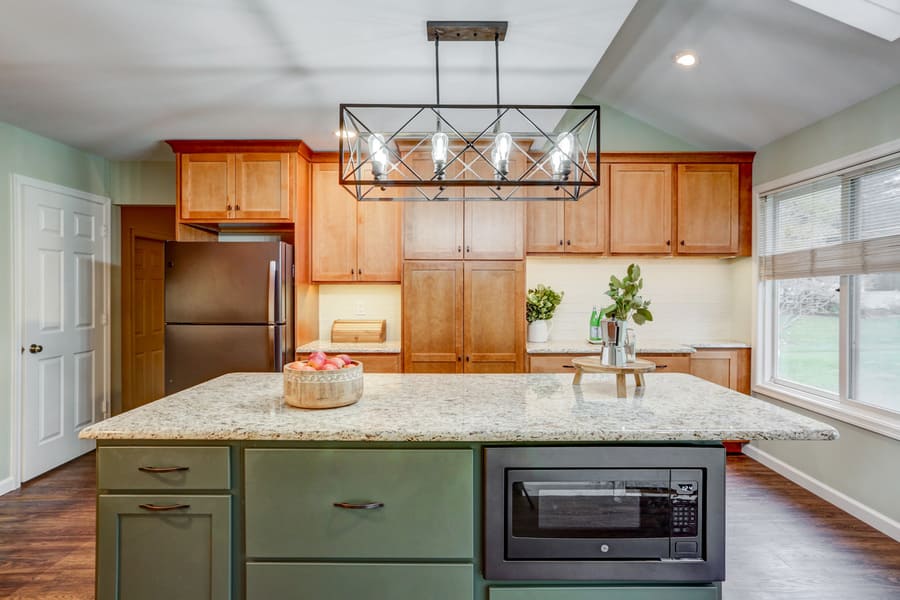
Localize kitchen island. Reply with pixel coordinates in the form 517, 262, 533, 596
81, 372, 836, 600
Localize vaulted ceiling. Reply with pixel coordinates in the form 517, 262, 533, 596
0, 0, 898, 160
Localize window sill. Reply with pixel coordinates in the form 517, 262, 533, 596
754, 382, 900, 442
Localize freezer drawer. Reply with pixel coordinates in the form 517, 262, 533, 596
165, 324, 287, 394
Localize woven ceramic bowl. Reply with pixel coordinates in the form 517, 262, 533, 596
283, 360, 363, 409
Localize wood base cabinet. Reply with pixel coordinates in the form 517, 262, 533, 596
403, 261, 525, 373
690, 348, 750, 394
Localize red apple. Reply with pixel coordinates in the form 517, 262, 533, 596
308, 351, 326, 362
336, 354, 352, 365
307, 356, 326, 370
322, 363, 338, 370
286, 361, 304, 370
298, 365, 317, 372
326, 357, 345, 368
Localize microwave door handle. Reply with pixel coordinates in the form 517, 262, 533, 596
266, 260, 276, 325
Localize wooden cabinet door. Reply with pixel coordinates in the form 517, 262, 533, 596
357, 201, 402, 281
609, 164, 673, 254
464, 201, 525, 259
526, 201, 564, 253
677, 164, 739, 254
234, 153, 293, 221
180, 153, 232, 220
690, 348, 750, 393
97, 495, 231, 600
464, 261, 525, 373
312, 163, 357, 282
564, 163, 610, 253
403, 261, 464, 373
403, 202, 465, 260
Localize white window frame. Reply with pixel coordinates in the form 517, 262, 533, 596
753, 139, 900, 441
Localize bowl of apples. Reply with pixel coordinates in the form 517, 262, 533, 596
283, 352, 363, 409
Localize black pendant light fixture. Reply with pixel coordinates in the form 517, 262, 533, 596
338, 21, 600, 201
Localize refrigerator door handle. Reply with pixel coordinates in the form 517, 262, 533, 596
267, 260, 276, 325
268, 325, 277, 370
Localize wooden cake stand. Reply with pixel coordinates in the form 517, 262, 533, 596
570, 357, 656, 397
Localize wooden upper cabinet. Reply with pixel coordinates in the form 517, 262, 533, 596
403, 201, 465, 260
463, 261, 524, 373
676, 164, 739, 254
357, 201, 402, 281
171, 141, 302, 224
180, 154, 233, 220
403, 261, 464, 373
464, 201, 525, 259
609, 163, 673, 254
311, 162, 402, 282
312, 163, 357, 282
234, 153, 293, 221
526, 163, 609, 254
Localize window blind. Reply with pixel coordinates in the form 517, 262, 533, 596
759, 155, 900, 280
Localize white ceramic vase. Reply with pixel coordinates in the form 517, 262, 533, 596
527, 319, 552, 343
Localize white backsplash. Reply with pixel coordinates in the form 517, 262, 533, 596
526, 256, 752, 343
317, 284, 402, 341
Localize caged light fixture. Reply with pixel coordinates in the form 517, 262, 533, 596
338, 21, 601, 201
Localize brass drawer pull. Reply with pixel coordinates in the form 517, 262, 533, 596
138, 465, 190, 473
333, 501, 384, 510
138, 503, 191, 511
656, 364, 668, 369
562, 365, 575, 369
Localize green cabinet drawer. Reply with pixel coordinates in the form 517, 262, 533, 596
489, 586, 719, 600
246, 562, 473, 600
97, 494, 231, 600
244, 448, 474, 559
97, 446, 230, 490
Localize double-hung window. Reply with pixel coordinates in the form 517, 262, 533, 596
758, 154, 900, 435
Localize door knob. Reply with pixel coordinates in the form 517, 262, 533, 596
29, 344, 43, 354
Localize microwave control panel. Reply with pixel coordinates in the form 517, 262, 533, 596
669, 469, 703, 559
671, 481, 699, 537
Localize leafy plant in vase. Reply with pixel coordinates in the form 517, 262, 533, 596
526, 284, 564, 343
601, 264, 653, 364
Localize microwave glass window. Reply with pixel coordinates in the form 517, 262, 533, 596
511, 479, 671, 539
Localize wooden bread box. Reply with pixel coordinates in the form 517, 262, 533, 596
331, 319, 387, 343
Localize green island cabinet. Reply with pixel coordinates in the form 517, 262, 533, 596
94, 442, 720, 600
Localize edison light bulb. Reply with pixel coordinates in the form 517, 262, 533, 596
432, 131, 449, 179
368, 133, 389, 180
551, 132, 574, 181
492, 132, 512, 179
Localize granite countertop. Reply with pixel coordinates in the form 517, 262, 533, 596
526, 340, 751, 354
296, 340, 401, 354
81, 372, 837, 443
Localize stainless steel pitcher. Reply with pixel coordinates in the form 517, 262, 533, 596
600, 318, 628, 366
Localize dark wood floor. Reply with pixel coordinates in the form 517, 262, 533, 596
0, 453, 898, 599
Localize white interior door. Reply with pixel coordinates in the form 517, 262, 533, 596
18, 177, 109, 482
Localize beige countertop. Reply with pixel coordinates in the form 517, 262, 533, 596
296, 340, 401, 354
81, 372, 836, 443
526, 340, 751, 354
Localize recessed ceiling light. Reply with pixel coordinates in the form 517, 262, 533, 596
674, 51, 699, 68
334, 129, 356, 139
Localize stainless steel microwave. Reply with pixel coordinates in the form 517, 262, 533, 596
483, 445, 725, 582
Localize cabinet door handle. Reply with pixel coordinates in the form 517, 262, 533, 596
358, 269, 362, 276
235, 204, 240, 211
562, 365, 575, 369
138, 465, 189, 473
680, 240, 685, 246
465, 245, 471, 253
139, 503, 191, 511
666, 240, 671, 246
466, 356, 470, 362
656, 364, 669, 369
457, 356, 462, 362
559, 240, 564, 246
226, 205, 233, 211
457, 245, 462, 253
333, 501, 384, 510
351, 268, 355, 275
566, 240, 571, 246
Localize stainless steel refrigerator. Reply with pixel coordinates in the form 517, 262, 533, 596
164, 241, 294, 394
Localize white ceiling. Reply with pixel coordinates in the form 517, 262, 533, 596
579, 0, 900, 151
0, 0, 636, 160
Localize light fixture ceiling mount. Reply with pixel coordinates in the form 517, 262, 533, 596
338, 21, 601, 201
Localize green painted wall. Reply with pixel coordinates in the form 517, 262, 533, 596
754, 83, 900, 185
751, 84, 900, 532
0, 123, 110, 488
109, 160, 176, 205
751, 396, 900, 526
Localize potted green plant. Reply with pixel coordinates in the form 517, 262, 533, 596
526, 284, 564, 343
600, 264, 653, 365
